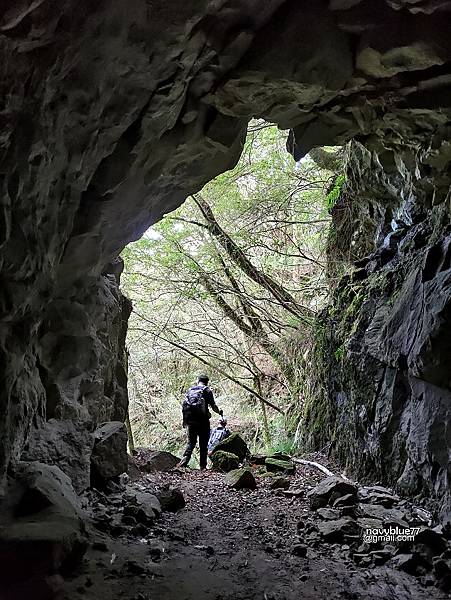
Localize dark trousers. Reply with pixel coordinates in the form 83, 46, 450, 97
183, 422, 210, 468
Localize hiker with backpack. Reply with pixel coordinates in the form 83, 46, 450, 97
178, 374, 223, 470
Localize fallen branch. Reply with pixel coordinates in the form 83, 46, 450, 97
292, 458, 336, 478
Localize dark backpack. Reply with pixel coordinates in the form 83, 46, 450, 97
183, 384, 208, 422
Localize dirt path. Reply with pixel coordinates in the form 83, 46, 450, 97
63, 466, 448, 600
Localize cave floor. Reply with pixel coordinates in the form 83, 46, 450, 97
64, 467, 447, 600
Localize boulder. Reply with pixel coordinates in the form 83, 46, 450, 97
0, 462, 87, 597
211, 450, 240, 472
124, 490, 162, 524
317, 517, 360, 543
90, 421, 128, 485
307, 476, 357, 510
414, 528, 447, 556
358, 503, 408, 526
127, 455, 141, 481
269, 477, 291, 490
211, 433, 248, 462
225, 468, 257, 490
265, 458, 295, 475
156, 486, 186, 512
389, 553, 430, 576
140, 450, 180, 473
20, 419, 94, 493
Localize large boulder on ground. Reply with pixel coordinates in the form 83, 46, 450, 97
20, 419, 95, 493
212, 433, 248, 462
307, 476, 357, 510
140, 450, 180, 472
211, 450, 240, 472
156, 485, 186, 512
0, 462, 87, 599
90, 421, 128, 485
265, 457, 295, 475
225, 468, 257, 490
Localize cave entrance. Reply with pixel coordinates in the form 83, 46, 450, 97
120, 121, 340, 463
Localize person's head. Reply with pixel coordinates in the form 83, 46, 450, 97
219, 417, 227, 427
197, 373, 209, 385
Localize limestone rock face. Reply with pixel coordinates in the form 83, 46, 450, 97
304, 138, 451, 521
1, 0, 451, 522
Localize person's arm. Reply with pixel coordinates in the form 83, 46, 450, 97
205, 387, 222, 416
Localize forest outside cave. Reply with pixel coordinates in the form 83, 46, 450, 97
121, 122, 343, 463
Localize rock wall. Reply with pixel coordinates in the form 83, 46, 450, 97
304, 137, 451, 521
1, 0, 451, 504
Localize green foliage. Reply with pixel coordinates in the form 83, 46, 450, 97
334, 345, 344, 362
325, 174, 345, 210
121, 121, 340, 452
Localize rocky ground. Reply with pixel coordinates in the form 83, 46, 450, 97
62, 457, 451, 600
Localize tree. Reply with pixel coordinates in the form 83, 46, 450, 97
121, 121, 335, 452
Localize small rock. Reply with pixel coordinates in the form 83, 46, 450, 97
225, 468, 257, 490
122, 515, 137, 526
333, 494, 357, 508
157, 486, 186, 512
126, 560, 146, 575
141, 451, 180, 473
308, 477, 357, 510
269, 477, 291, 490
92, 541, 108, 551
317, 507, 341, 521
317, 517, 360, 543
292, 544, 308, 557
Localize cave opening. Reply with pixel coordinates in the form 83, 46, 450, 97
1, 1, 451, 598
121, 121, 336, 464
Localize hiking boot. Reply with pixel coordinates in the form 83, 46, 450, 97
177, 458, 189, 468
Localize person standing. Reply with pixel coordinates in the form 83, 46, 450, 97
178, 374, 223, 470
